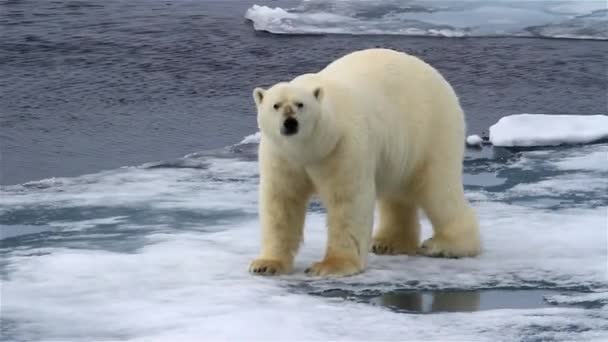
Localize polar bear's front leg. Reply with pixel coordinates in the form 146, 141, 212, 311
250, 148, 313, 276
306, 182, 375, 277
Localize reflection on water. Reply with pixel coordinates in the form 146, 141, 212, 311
317, 289, 580, 313
375, 291, 479, 313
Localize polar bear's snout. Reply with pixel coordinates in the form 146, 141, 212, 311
282, 104, 295, 116
281, 117, 299, 136
280, 104, 299, 136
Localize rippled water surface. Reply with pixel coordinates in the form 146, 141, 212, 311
1, 0, 606, 184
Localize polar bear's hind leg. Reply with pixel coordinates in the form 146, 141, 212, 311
372, 199, 420, 255
417, 164, 481, 258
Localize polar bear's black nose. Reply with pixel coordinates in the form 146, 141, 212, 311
281, 117, 299, 136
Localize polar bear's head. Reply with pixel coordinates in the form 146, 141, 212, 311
253, 80, 324, 144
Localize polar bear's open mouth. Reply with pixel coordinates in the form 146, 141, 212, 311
281, 117, 299, 136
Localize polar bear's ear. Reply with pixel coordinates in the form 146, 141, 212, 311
253, 88, 265, 106
313, 87, 323, 101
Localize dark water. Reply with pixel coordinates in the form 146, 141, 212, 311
316, 289, 593, 313
1, 0, 607, 185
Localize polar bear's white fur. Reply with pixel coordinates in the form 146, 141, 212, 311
250, 48, 481, 277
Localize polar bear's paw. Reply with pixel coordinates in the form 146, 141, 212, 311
249, 258, 290, 276
371, 237, 418, 255
305, 257, 362, 277
418, 235, 481, 258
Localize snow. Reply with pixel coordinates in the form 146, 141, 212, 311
489, 114, 608, 147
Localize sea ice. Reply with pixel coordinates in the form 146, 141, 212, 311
489, 114, 608, 147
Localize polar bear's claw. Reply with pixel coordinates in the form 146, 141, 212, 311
371, 237, 418, 255
249, 259, 288, 276
418, 236, 480, 258
305, 257, 362, 277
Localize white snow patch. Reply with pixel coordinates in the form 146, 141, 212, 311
489, 114, 608, 147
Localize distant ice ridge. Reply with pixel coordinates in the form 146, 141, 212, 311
245, 0, 608, 40
489, 114, 608, 147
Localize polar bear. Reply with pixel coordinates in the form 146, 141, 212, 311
249, 48, 481, 277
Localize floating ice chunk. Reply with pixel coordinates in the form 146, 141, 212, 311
244, 5, 297, 33
239, 132, 261, 145
489, 114, 608, 147
466, 134, 483, 147
244, 1, 608, 40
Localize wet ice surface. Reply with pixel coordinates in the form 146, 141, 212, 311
1, 139, 607, 341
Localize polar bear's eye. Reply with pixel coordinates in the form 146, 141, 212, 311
295, 102, 304, 109
273, 103, 280, 110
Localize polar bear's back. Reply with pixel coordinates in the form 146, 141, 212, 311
320, 47, 464, 130
321, 48, 430, 78
317, 48, 466, 192
318, 49, 457, 108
